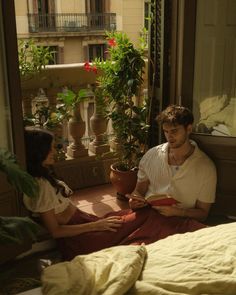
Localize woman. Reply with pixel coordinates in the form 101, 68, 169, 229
24, 128, 206, 261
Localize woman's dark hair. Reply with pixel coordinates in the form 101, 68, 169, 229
156, 105, 194, 127
24, 128, 59, 191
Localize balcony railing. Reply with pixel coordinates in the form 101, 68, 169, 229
21, 62, 148, 162
28, 13, 116, 33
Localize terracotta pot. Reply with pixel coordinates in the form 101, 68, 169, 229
110, 163, 138, 197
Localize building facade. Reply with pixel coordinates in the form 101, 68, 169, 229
15, 0, 148, 64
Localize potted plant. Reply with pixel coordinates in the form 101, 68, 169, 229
18, 39, 54, 82
88, 32, 149, 197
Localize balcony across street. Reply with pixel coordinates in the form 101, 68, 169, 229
27, 13, 116, 33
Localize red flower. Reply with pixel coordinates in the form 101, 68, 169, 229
108, 38, 116, 47
92, 66, 98, 74
83, 62, 97, 74
84, 62, 91, 72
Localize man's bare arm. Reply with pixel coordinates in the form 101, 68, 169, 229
154, 200, 212, 221
127, 180, 149, 209
132, 180, 149, 197
183, 200, 211, 221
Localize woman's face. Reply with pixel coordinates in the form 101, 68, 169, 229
42, 140, 56, 166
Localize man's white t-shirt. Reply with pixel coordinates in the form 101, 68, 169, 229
138, 141, 217, 208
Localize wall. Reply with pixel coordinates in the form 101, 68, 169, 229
122, 0, 145, 46
14, 0, 28, 36
60, 0, 85, 13
111, 0, 145, 46
191, 133, 236, 218
63, 37, 84, 63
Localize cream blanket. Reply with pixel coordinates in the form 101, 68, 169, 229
42, 222, 236, 295
42, 245, 146, 295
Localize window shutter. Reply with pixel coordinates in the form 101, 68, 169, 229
148, 0, 163, 147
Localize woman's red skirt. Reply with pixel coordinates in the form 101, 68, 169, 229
57, 207, 206, 261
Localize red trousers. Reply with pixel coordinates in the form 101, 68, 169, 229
57, 207, 206, 261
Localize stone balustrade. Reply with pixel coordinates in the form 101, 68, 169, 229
21, 62, 148, 161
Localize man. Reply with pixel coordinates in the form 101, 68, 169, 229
128, 105, 217, 221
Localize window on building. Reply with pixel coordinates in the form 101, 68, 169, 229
37, 0, 49, 14
37, 0, 55, 30
142, 1, 151, 48
88, 44, 106, 61
40, 45, 58, 64
144, 1, 151, 31
47, 46, 58, 64
90, 0, 104, 13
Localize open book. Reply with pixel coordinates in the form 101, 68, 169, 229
125, 194, 178, 206
146, 194, 178, 206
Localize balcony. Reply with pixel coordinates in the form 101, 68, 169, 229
21, 62, 148, 190
27, 13, 116, 34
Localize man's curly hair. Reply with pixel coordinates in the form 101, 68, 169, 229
156, 105, 194, 127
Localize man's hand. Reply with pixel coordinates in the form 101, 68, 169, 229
126, 193, 147, 210
153, 205, 184, 217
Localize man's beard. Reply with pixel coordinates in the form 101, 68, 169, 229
168, 135, 188, 149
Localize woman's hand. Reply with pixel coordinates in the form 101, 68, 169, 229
126, 193, 148, 210
92, 216, 123, 232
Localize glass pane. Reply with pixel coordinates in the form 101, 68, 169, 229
193, 0, 236, 137
194, 96, 236, 137
0, 10, 12, 150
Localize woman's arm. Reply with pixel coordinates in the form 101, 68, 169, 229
40, 210, 123, 238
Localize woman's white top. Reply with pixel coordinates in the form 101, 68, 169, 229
23, 178, 72, 214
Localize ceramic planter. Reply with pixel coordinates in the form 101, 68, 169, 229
110, 163, 138, 198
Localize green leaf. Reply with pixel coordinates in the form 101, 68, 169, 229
18, 39, 54, 80
0, 216, 41, 244
90, 31, 149, 170
0, 149, 39, 198
75, 89, 88, 104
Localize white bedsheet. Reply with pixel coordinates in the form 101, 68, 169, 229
42, 222, 236, 295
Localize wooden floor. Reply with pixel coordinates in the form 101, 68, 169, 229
71, 183, 129, 216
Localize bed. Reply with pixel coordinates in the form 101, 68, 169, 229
41, 221, 236, 295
